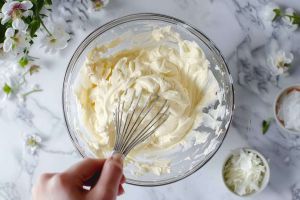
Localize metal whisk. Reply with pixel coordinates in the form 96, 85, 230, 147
113, 93, 169, 157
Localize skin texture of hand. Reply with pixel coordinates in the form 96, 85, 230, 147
32, 154, 125, 200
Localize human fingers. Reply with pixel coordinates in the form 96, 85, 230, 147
65, 158, 105, 187
89, 154, 124, 200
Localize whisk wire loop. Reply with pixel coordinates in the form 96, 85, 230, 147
113, 93, 169, 157
122, 103, 169, 156
119, 92, 143, 151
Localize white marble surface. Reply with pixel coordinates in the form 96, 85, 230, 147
1, 0, 300, 199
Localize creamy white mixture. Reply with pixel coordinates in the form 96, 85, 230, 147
75, 27, 223, 175
278, 89, 300, 132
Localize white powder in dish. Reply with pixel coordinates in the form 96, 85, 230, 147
278, 89, 300, 132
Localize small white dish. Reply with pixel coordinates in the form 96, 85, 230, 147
222, 148, 270, 197
274, 85, 300, 135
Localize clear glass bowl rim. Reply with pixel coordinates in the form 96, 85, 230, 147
62, 13, 235, 187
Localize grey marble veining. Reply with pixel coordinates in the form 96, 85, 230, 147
0, 0, 300, 199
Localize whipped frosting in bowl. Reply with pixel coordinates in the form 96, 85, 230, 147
63, 13, 234, 186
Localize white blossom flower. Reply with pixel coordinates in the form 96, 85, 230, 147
267, 50, 294, 76
40, 25, 70, 53
24, 134, 42, 155
0, 0, 33, 31
282, 8, 298, 31
90, 0, 110, 11
0, 60, 41, 106
0, 61, 21, 105
260, 3, 279, 23
3, 28, 29, 53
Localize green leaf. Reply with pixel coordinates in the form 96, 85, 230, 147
19, 57, 29, 67
284, 12, 300, 26
0, 1, 5, 8
262, 119, 272, 134
3, 83, 12, 94
40, 14, 48, 18
273, 8, 282, 21
45, 0, 52, 5
29, 19, 41, 38
29, 65, 40, 75
32, 0, 45, 14
291, 12, 300, 25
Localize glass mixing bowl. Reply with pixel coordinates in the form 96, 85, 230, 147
63, 13, 234, 186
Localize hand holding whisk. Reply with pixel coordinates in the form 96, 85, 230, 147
82, 92, 170, 191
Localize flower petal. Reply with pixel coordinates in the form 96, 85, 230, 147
1, 2, 12, 14
21, 1, 33, 10
1, 15, 11, 25
22, 10, 33, 17
4, 2, 19, 15
285, 8, 295, 20
5, 28, 15, 37
12, 18, 28, 32
5, 28, 15, 38
35, 136, 42, 143
3, 38, 13, 52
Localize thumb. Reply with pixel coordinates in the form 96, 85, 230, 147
92, 154, 123, 199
